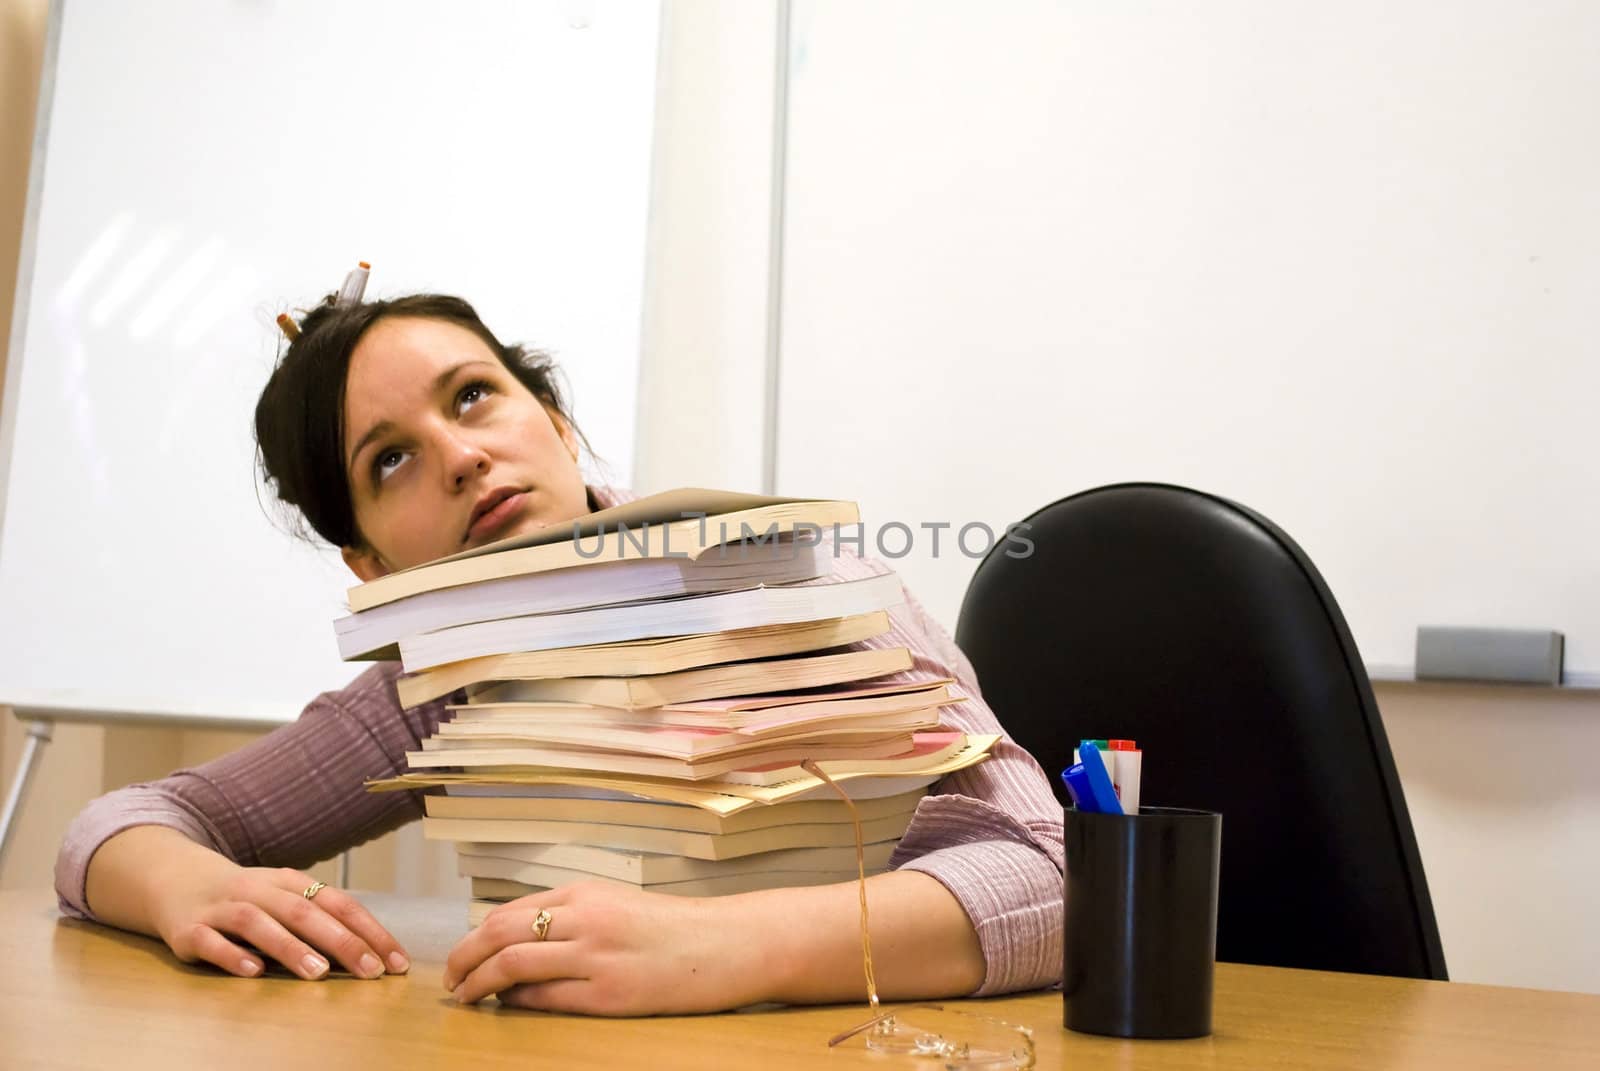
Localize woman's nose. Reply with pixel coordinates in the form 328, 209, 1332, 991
441, 432, 490, 488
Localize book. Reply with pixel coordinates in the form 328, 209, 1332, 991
405, 731, 919, 782
470, 898, 531, 926
470, 896, 528, 922
444, 681, 953, 730
472, 878, 533, 899
349, 489, 861, 612
690, 729, 976, 787
464, 646, 914, 710
398, 567, 904, 671
393, 612, 892, 708
428, 709, 944, 758
624, 677, 955, 715
422, 786, 928, 834
468, 865, 888, 902
456, 838, 900, 884
335, 539, 826, 661
366, 732, 999, 813
453, 678, 956, 728
438, 778, 935, 804
423, 810, 916, 859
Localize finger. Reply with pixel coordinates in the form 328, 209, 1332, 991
169, 922, 267, 979
268, 871, 410, 973
498, 980, 607, 1015
276, 881, 410, 975
444, 891, 567, 991
263, 887, 388, 979
453, 940, 585, 1006
206, 900, 332, 981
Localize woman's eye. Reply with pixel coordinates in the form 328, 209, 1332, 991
457, 380, 494, 414
374, 449, 407, 482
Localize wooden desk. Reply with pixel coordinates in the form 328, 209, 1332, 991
3, 889, 1597, 1069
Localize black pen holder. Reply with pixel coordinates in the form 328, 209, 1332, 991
1062, 806, 1222, 1039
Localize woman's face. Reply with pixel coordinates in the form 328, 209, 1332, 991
339, 315, 591, 580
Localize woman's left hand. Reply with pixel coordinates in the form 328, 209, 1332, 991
442, 882, 762, 1015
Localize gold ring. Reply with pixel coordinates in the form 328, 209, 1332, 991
302, 881, 328, 900
530, 908, 553, 942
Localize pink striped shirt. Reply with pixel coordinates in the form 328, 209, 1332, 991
54, 486, 1065, 996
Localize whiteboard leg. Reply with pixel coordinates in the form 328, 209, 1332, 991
0, 719, 55, 873
338, 849, 351, 889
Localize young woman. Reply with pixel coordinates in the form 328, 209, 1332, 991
54, 290, 1065, 1016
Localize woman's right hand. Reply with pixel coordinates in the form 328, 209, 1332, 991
85, 825, 410, 981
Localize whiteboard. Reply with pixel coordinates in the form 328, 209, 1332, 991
0, 0, 661, 722
777, 1, 1600, 681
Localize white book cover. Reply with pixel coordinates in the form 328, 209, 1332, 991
334, 541, 824, 660
398, 566, 903, 671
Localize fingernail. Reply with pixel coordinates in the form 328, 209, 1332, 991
442, 974, 456, 992
239, 959, 262, 977
301, 953, 329, 979
359, 953, 384, 979
453, 984, 468, 1004
388, 951, 410, 974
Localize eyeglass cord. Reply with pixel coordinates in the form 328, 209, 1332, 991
799, 760, 880, 1011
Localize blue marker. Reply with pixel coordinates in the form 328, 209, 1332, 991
1078, 743, 1123, 814
1060, 742, 1124, 815
1061, 763, 1095, 810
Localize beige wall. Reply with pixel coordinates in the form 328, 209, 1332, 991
1376, 682, 1600, 994
0, 0, 53, 887
1, 0, 48, 391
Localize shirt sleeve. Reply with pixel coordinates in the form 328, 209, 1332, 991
835, 546, 1066, 996
54, 662, 447, 922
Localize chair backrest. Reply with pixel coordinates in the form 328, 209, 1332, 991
955, 482, 1447, 980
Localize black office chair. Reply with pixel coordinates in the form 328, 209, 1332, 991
955, 482, 1448, 980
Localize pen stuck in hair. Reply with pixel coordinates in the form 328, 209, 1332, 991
335, 261, 371, 307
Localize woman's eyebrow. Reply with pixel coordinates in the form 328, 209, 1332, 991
347, 420, 394, 475
432, 359, 498, 392
345, 360, 499, 473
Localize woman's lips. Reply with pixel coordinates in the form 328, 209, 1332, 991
466, 491, 529, 545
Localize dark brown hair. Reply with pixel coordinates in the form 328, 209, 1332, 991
254, 293, 584, 549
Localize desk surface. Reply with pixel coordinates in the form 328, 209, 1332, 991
3, 889, 1598, 1070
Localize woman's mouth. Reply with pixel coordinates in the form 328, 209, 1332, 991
465, 489, 529, 545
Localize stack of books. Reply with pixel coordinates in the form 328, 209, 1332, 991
353, 489, 994, 922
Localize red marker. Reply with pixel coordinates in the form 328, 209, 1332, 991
1108, 739, 1141, 815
